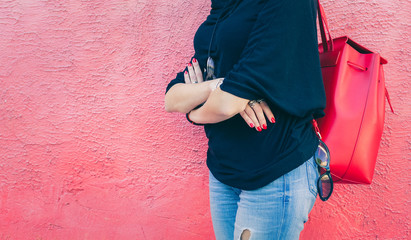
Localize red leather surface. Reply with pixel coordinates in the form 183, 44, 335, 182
317, 37, 387, 184
316, 1, 389, 184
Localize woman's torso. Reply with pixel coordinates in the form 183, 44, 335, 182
192, 0, 322, 190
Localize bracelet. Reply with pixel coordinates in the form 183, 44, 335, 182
211, 78, 224, 91
186, 111, 203, 126
216, 78, 224, 89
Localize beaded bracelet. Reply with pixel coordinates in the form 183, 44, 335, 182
186, 111, 204, 126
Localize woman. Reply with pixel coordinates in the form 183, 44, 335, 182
165, 0, 326, 239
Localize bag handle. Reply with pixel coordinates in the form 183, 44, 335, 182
317, 0, 334, 52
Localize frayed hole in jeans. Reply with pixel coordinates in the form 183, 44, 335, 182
240, 229, 251, 240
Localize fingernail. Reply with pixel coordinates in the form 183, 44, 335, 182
188, 63, 192, 67
184, 71, 188, 75
249, 123, 254, 128
192, 58, 197, 63
271, 117, 276, 123
257, 127, 262, 132
262, 124, 267, 130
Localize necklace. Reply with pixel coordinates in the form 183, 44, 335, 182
204, 0, 242, 81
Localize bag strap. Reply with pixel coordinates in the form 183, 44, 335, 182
385, 87, 395, 113
317, 0, 334, 52
312, 119, 322, 140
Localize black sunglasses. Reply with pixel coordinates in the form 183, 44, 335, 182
314, 139, 334, 201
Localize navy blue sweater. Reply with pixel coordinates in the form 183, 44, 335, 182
166, 0, 326, 190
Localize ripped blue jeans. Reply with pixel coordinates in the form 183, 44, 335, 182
209, 156, 319, 240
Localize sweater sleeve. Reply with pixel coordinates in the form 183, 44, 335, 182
219, 0, 326, 118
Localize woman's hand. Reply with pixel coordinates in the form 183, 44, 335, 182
184, 58, 223, 92
184, 58, 204, 84
165, 58, 221, 113
240, 100, 276, 132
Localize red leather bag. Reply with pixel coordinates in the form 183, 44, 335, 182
316, 1, 393, 184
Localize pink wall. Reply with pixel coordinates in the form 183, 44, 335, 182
0, 0, 409, 239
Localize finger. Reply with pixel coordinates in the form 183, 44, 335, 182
192, 58, 204, 83
240, 111, 255, 128
183, 70, 190, 84
260, 101, 276, 123
251, 103, 267, 130
187, 63, 197, 83
244, 105, 262, 132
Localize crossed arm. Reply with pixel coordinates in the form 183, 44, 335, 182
165, 58, 275, 131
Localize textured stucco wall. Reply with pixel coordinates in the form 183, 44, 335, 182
0, 0, 409, 239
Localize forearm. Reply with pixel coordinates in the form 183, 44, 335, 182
165, 81, 215, 113
188, 88, 249, 124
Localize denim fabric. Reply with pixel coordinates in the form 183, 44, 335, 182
209, 156, 319, 240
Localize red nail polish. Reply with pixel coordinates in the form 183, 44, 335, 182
184, 71, 188, 74
262, 124, 267, 130
188, 63, 192, 67
257, 127, 262, 132
249, 123, 254, 128
193, 58, 197, 63
271, 117, 276, 123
